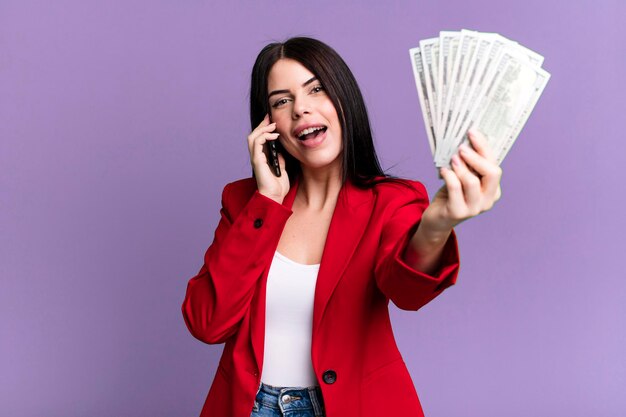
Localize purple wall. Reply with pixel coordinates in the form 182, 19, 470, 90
2, 1, 624, 416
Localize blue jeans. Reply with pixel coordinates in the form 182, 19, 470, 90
251, 382, 326, 417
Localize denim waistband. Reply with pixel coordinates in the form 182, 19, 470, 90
256, 382, 325, 416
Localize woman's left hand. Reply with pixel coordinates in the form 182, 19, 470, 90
421, 128, 503, 234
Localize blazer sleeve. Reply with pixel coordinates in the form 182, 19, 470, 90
181, 182, 292, 344
373, 180, 460, 311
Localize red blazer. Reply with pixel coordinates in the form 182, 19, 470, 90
182, 174, 460, 417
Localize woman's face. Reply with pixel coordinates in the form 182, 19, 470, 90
267, 58, 343, 174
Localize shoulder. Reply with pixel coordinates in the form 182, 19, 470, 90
217, 177, 259, 218
368, 176, 429, 204
222, 177, 258, 201
365, 177, 432, 225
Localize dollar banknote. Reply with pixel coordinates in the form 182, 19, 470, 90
409, 30, 551, 168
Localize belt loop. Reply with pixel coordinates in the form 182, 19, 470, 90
309, 386, 324, 416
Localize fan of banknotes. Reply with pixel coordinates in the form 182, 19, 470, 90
409, 29, 551, 168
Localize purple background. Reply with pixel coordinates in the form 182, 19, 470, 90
2, 1, 624, 416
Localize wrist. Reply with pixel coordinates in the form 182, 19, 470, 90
412, 222, 451, 250
420, 206, 456, 238
404, 222, 451, 275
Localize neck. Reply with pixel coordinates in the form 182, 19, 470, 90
296, 164, 343, 211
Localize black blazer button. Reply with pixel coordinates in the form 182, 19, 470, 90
253, 218, 263, 228
322, 370, 337, 384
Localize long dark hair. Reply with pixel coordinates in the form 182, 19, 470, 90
249, 37, 414, 192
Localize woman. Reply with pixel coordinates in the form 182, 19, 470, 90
182, 37, 502, 417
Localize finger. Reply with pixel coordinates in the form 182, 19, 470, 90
451, 154, 482, 213
439, 166, 466, 215
249, 115, 276, 138
248, 131, 279, 156
458, 143, 502, 199
252, 131, 280, 150
248, 124, 277, 150
249, 122, 277, 140
467, 127, 497, 163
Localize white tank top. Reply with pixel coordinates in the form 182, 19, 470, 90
260, 251, 320, 387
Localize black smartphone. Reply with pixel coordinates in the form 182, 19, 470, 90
266, 115, 282, 177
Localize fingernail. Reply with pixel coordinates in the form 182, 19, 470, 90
451, 155, 459, 165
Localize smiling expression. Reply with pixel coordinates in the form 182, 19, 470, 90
267, 58, 343, 174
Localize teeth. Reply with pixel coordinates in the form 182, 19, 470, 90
297, 126, 325, 138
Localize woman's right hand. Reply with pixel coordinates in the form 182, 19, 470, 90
247, 114, 290, 204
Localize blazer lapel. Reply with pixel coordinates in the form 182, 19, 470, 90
312, 179, 374, 336
250, 175, 375, 374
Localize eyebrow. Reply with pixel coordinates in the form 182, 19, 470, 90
268, 77, 318, 98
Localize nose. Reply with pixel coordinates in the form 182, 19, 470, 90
291, 94, 311, 119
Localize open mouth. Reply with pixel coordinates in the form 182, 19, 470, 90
297, 126, 327, 141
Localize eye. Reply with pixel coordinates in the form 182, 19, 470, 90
271, 98, 290, 108
312, 85, 324, 93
